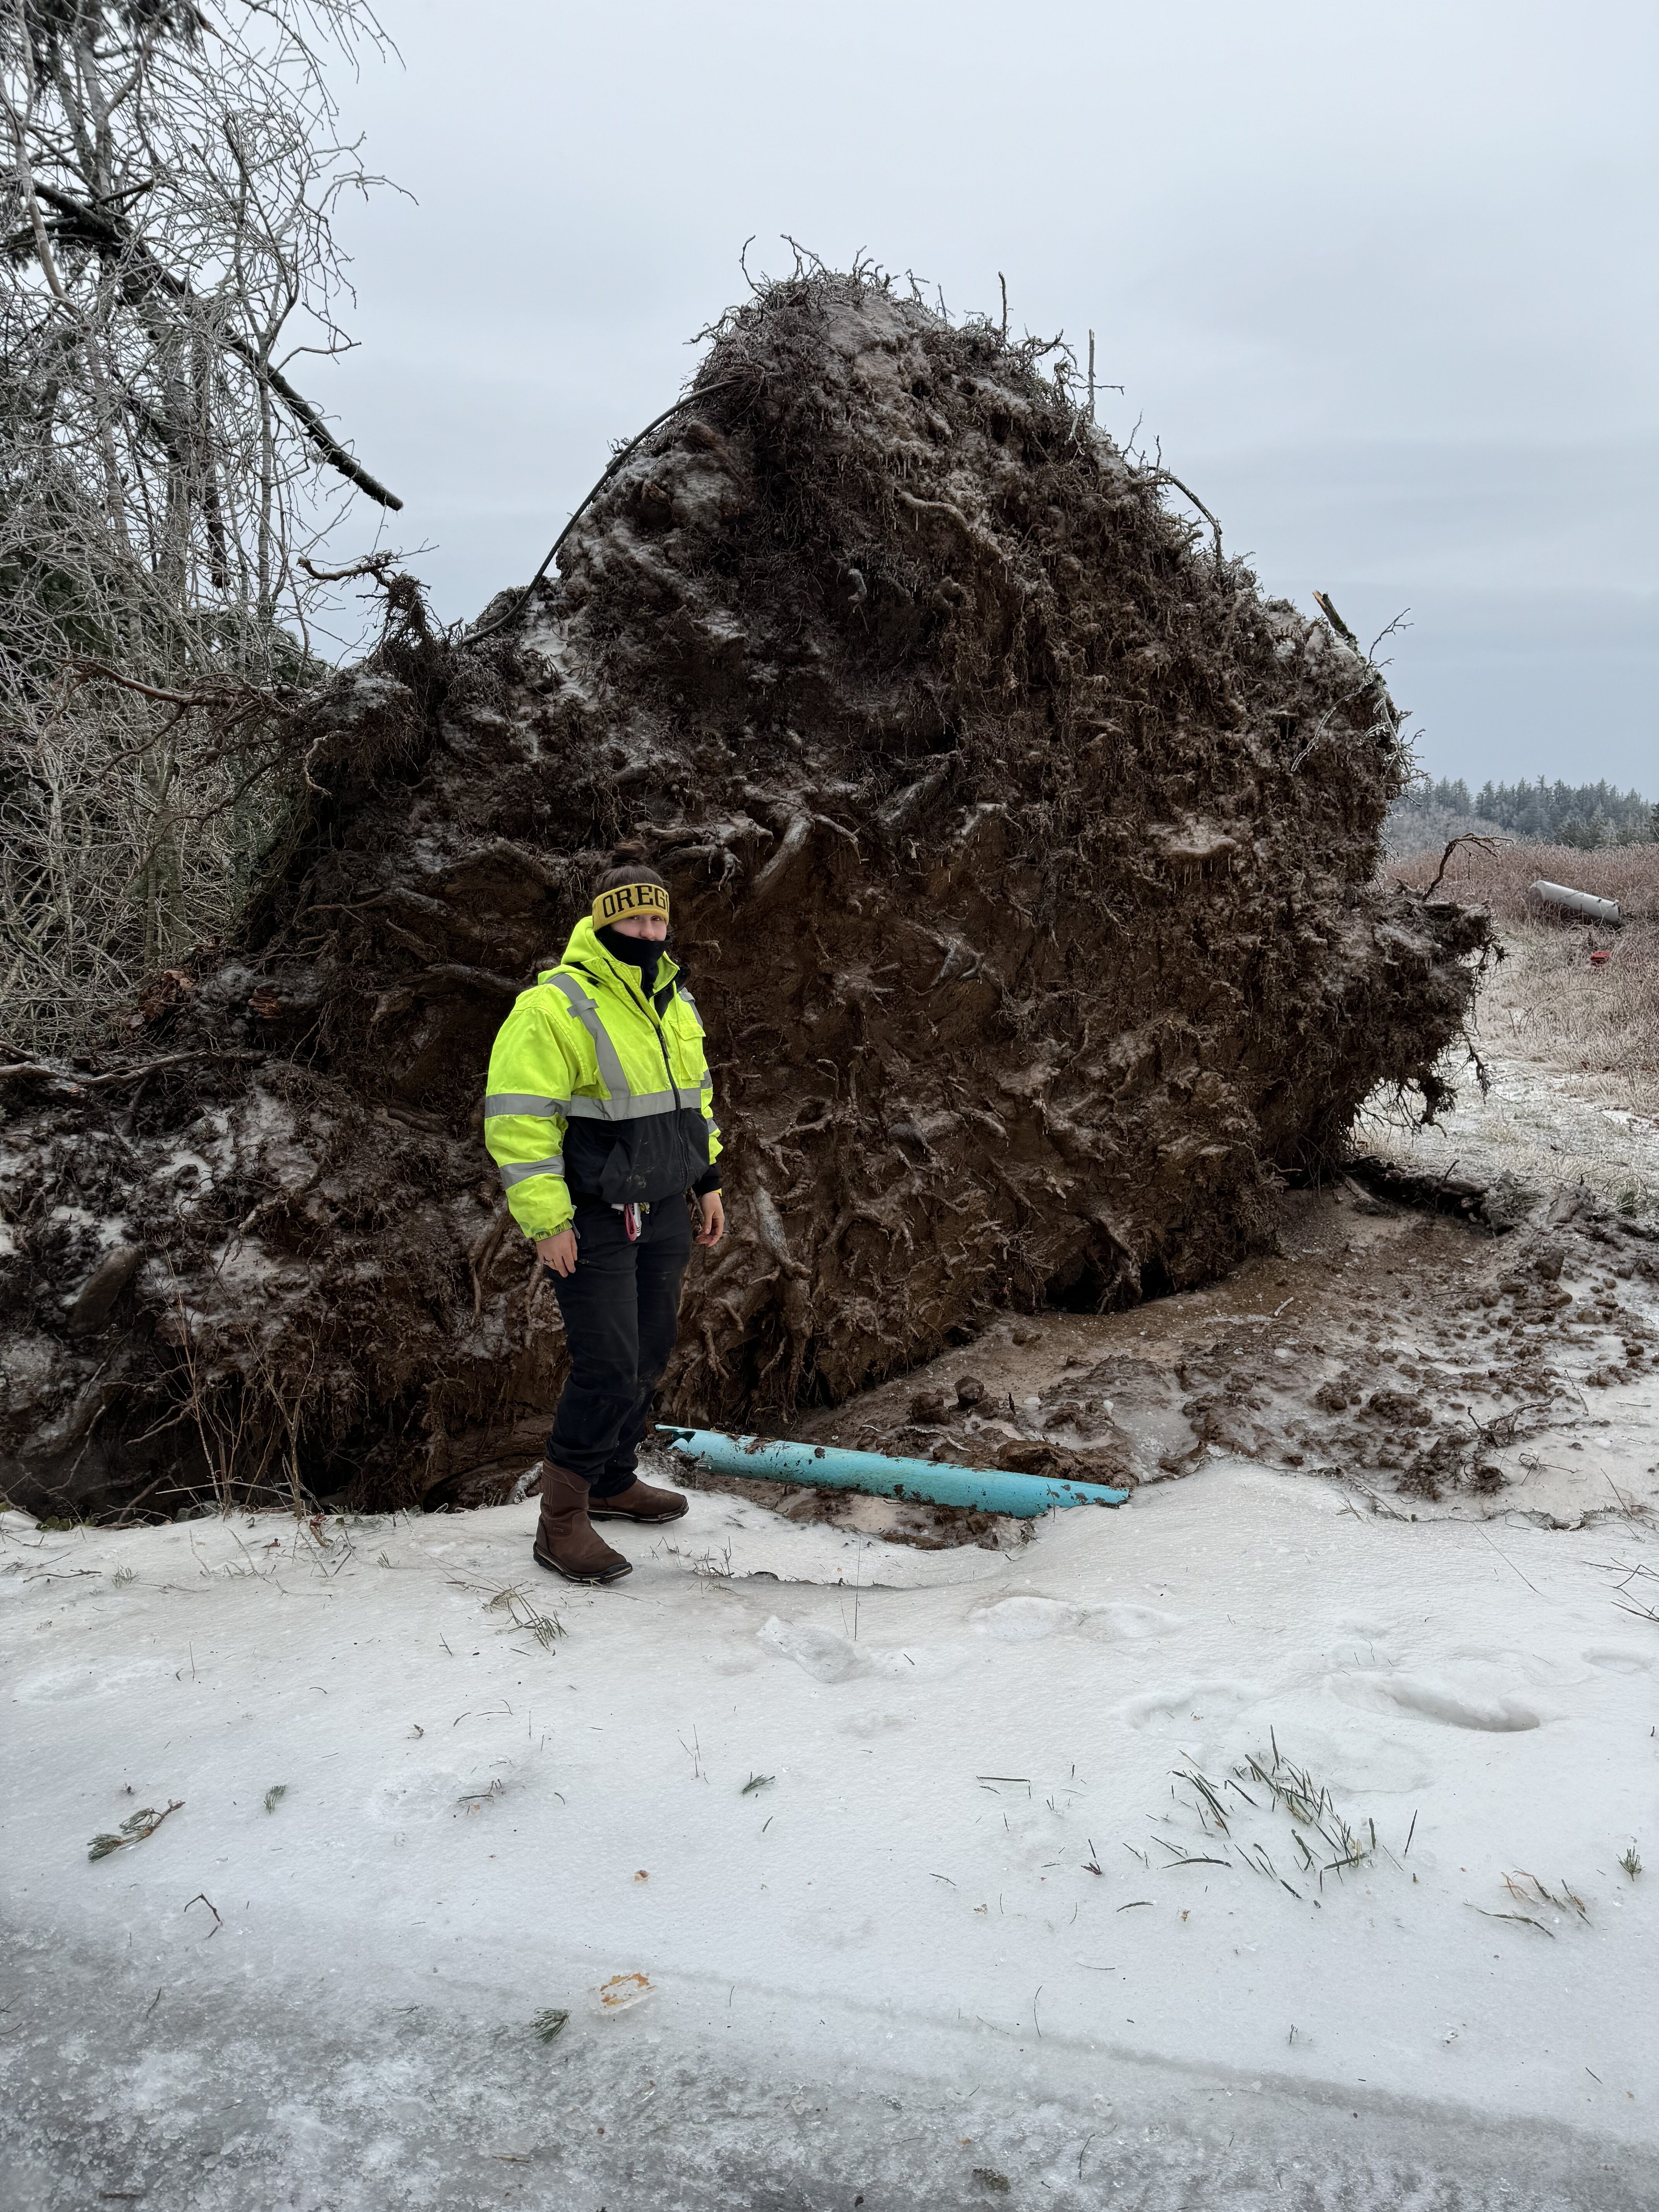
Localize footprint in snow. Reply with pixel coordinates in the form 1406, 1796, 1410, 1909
760, 1618, 865, 1682
971, 1597, 1185, 1645
1580, 1647, 1656, 1675
1115, 1680, 1261, 1728
971, 1596, 1078, 1643
758, 1616, 915, 1683
1328, 1670, 1542, 1733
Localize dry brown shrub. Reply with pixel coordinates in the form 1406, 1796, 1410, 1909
1380, 840, 1658, 1079
1388, 838, 1659, 925
1486, 923, 1659, 1080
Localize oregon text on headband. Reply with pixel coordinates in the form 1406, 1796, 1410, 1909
592, 880, 670, 929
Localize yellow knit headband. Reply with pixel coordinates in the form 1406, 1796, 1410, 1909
592, 880, 670, 929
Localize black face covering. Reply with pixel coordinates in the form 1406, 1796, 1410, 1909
596, 923, 665, 990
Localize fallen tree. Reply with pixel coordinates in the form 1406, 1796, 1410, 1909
0, 268, 1492, 1520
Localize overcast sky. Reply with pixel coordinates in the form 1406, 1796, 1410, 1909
319, 0, 1656, 792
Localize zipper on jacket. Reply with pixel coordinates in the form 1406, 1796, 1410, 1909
627, 963, 683, 1109
653, 1012, 682, 1109
577, 954, 684, 1110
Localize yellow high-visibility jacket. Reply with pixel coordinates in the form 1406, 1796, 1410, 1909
483, 917, 721, 1240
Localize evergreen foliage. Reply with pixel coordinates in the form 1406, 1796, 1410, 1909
1391, 775, 1656, 850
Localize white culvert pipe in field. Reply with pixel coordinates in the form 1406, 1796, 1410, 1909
1528, 879, 1621, 926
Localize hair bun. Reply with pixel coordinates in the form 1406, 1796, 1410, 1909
593, 839, 667, 901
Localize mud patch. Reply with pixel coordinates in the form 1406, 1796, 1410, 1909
769, 1175, 1659, 1537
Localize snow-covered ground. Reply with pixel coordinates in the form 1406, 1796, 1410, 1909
5, 1463, 1657, 2209
1357, 910, 1659, 1228
1361, 1052, 1659, 1226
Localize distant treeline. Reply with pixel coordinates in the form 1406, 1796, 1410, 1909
1391, 777, 1656, 849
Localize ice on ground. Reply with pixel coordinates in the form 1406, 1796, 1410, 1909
1360, 1045, 1659, 1222
3, 1465, 1656, 2209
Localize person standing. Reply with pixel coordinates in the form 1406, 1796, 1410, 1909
483, 848, 725, 1583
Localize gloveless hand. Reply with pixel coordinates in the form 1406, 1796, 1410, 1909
696, 1192, 725, 1248
535, 1228, 579, 1276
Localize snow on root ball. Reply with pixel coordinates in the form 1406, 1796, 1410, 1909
0, 268, 1491, 1521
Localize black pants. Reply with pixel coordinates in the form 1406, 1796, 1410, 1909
546, 1199, 694, 1494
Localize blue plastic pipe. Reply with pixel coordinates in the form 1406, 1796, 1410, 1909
656, 1426, 1129, 1517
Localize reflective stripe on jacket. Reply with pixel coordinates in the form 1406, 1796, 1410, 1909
483, 917, 721, 1239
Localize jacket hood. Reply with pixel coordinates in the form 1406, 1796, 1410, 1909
548, 915, 680, 1003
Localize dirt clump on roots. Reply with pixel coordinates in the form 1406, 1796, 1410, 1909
0, 268, 1492, 1523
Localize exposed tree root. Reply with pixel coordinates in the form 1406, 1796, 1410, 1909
1, 270, 1491, 1520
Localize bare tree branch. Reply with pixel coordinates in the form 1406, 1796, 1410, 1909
1, 0, 399, 1051
29, 180, 400, 507
1422, 833, 1506, 900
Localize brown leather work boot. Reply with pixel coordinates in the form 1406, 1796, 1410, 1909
533, 1462, 632, 1584
588, 1475, 689, 1525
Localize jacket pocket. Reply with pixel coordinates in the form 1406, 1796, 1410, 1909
596, 1110, 709, 1205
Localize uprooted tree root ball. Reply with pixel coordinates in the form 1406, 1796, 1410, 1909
0, 269, 1493, 1520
